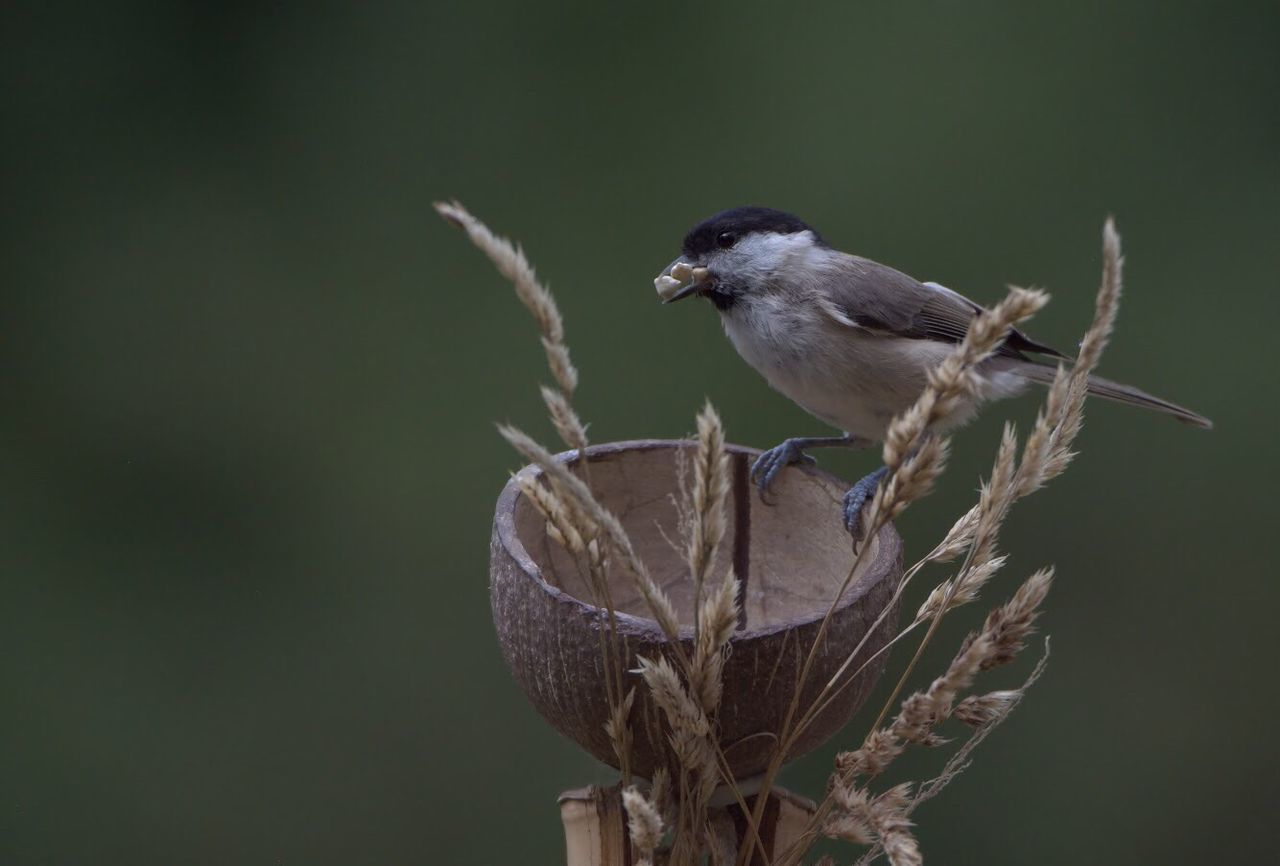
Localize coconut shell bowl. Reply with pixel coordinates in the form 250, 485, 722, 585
489, 439, 902, 782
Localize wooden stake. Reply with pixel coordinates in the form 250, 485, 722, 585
559, 784, 816, 866
560, 786, 629, 866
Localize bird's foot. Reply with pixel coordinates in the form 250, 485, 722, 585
750, 439, 818, 497
843, 465, 890, 536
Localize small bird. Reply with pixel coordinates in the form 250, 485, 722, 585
655, 206, 1211, 531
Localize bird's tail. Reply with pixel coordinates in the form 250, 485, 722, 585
1015, 363, 1213, 429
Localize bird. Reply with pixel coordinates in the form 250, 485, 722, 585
654, 206, 1212, 532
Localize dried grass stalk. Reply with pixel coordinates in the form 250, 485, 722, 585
446, 203, 754, 858
915, 218, 1125, 623
623, 785, 666, 866
690, 570, 739, 714
952, 689, 1021, 728
637, 655, 716, 773
825, 575, 1051, 866
436, 199, 591, 465
434, 200, 577, 394
604, 688, 637, 773
913, 555, 1007, 622
808, 224, 1126, 866
922, 505, 980, 565
516, 474, 586, 555
847, 645, 1049, 866
881, 288, 1048, 469
863, 288, 1048, 538
1019, 218, 1123, 494
637, 651, 724, 852
868, 435, 951, 526
687, 401, 730, 624
439, 201, 646, 780
741, 285, 1055, 864
872, 785, 923, 866
836, 568, 1052, 784
827, 783, 921, 866
541, 384, 589, 452
911, 644, 1050, 807
498, 424, 684, 643
518, 466, 639, 773
969, 422, 1020, 568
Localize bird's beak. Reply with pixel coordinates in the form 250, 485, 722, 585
654, 258, 711, 304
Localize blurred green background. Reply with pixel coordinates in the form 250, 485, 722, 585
3, 2, 1277, 863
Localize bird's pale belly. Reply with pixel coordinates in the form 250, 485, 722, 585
722, 311, 1002, 441
756, 348, 939, 440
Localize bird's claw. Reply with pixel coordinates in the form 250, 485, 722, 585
750, 439, 818, 498
843, 466, 890, 536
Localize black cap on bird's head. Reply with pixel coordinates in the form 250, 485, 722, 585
680, 206, 823, 259
655, 206, 824, 305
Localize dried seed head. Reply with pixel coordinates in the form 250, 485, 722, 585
953, 690, 1021, 727
954, 568, 1054, 674
872, 784, 922, 866
826, 782, 921, 866
636, 655, 716, 776
648, 767, 672, 824
825, 781, 874, 844
690, 570, 739, 713
542, 338, 579, 395
541, 385, 588, 451
1020, 219, 1124, 495
516, 474, 586, 555
498, 424, 682, 640
865, 435, 951, 532
603, 688, 636, 769
435, 200, 578, 394
687, 401, 730, 599
926, 505, 980, 563
871, 286, 1046, 534
915, 555, 1009, 621
1016, 363, 1071, 496
622, 786, 664, 857
970, 423, 1019, 568
836, 727, 903, 782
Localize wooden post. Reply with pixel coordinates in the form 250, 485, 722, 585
559, 784, 817, 866
560, 786, 629, 866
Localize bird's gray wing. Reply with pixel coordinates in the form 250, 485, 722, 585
817, 255, 1069, 361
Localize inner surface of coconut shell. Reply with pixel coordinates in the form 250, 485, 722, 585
513, 441, 882, 633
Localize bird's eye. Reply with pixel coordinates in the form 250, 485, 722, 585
716, 231, 737, 249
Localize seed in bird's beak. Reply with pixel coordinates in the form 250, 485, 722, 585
655, 260, 696, 301
655, 260, 712, 303
655, 273, 685, 301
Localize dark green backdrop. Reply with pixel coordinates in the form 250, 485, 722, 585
4, 2, 1277, 863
